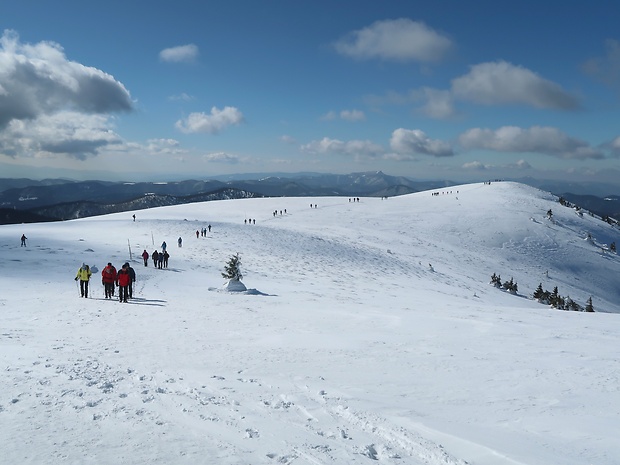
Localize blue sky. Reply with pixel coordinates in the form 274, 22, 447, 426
1, 0, 619, 185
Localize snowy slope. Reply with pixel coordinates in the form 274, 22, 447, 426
1, 181, 619, 465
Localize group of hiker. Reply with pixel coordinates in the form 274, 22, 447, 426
141, 240, 171, 268
67, 222, 215, 300
144, 247, 170, 269
74, 235, 179, 300
74, 261, 135, 302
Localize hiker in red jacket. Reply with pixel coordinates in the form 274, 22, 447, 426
141, 249, 149, 267
101, 262, 117, 299
116, 263, 131, 303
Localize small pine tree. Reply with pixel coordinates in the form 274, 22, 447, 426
222, 253, 243, 281
611, 242, 616, 253
585, 297, 594, 312
490, 273, 502, 288
533, 283, 545, 300
547, 209, 553, 219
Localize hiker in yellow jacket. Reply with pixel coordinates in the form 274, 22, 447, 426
75, 263, 92, 298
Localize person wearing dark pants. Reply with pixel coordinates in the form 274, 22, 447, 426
125, 262, 136, 298
75, 264, 92, 298
116, 264, 131, 303
101, 262, 117, 299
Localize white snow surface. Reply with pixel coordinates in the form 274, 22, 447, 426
1, 181, 619, 465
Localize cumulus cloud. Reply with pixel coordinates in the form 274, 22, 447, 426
459, 126, 603, 159
0, 111, 122, 160
333, 18, 453, 62
175, 106, 245, 134
159, 44, 199, 63
462, 161, 489, 170
340, 109, 365, 121
368, 60, 580, 118
390, 128, 454, 157
417, 88, 455, 119
143, 138, 186, 155
452, 61, 580, 110
301, 137, 384, 157
514, 159, 532, 169
0, 30, 133, 132
203, 152, 240, 164
0, 30, 132, 160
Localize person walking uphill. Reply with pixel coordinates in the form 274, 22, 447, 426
141, 249, 149, 267
101, 262, 117, 299
75, 263, 92, 298
116, 264, 131, 303
125, 262, 136, 298
21, 234, 27, 246
152, 250, 159, 267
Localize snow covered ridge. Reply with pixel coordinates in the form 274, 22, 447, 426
1, 181, 620, 464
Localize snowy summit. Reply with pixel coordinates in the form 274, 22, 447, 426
1, 181, 619, 464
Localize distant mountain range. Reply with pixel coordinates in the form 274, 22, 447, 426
0, 171, 618, 224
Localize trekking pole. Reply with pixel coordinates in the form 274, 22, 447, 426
76, 279, 81, 297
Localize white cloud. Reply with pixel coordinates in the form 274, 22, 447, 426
606, 135, 620, 157
463, 159, 532, 172
143, 138, 186, 155
417, 88, 455, 119
0, 30, 133, 131
159, 44, 199, 63
459, 126, 604, 159
382, 152, 418, 162
390, 128, 454, 157
0, 111, 122, 160
203, 152, 240, 164
321, 110, 365, 121
168, 93, 194, 102
369, 61, 580, 118
175, 107, 245, 134
340, 109, 365, 121
301, 137, 383, 157
462, 161, 489, 170
333, 18, 453, 62
514, 159, 532, 169
280, 135, 297, 144
452, 61, 579, 110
